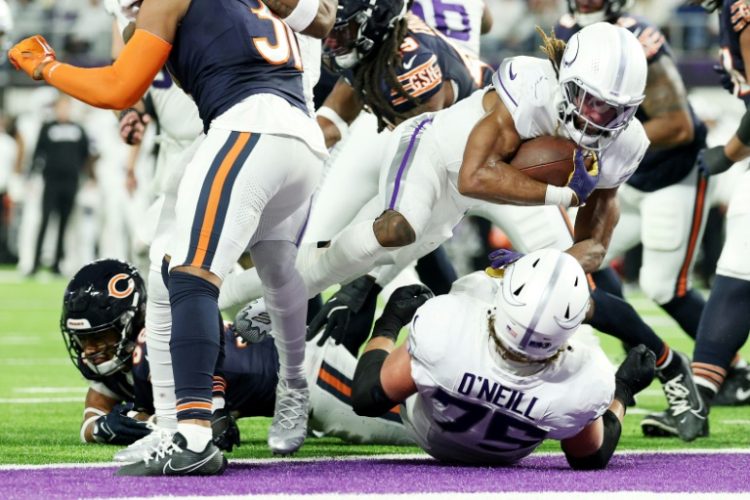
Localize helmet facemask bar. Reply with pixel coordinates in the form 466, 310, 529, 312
560, 79, 640, 151
61, 309, 137, 379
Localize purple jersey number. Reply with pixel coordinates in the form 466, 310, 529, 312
412, 0, 471, 42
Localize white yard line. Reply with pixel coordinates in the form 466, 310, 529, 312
13, 387, 87, 394
0, 397, 81, 404
2, 449, 750, 471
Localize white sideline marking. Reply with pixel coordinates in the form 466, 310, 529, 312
720, 419, 750, 425
96, 493, 750, 500
0, 336, 40, 345
13, 387, 87, 394
0, 397, 80, 404
2, 449, 750, 471
0, 358, 70, 366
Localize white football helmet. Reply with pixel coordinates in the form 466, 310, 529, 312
558, 22, 646, 151
234, 298, 273, 344
494, 249, 590, 361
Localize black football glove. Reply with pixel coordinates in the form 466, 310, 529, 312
211, 408, 241, 452
92, 403, 152, 445
614, 344, 656, 407
697, 146, 734, 177
372, 284, 434, 342
307, 275, 381, 347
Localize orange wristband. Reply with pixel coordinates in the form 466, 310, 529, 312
43, 29, 172, 110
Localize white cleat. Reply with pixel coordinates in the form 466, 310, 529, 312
113, 427, 175, 463
267, 378, 310, 456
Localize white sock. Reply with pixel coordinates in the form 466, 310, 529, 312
177, 423, 213, 452
212, 396, 226, 411
146, 267, 178, 431
303, 219, 385, 296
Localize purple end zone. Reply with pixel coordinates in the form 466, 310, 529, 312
1, 453, 747, 499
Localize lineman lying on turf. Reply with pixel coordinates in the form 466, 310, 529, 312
60, 259, 412, 459
352, 249, 656, 468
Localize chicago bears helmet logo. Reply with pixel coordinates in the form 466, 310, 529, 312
107, 273, 135, 299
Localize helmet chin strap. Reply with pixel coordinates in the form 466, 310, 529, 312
574, 10, 607, 27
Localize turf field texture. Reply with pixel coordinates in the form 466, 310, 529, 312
1, 268, 749, 498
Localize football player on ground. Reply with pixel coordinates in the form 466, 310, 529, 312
62, 260, 411, 453
351, 249, 655, 467
555, 0, 743, 441
10, 0, 336, 476
102, 0, 332, 463
641, 0, 750, 441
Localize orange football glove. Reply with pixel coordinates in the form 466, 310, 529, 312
8, 35, 57, 80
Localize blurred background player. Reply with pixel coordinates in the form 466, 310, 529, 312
641, 0, 750, 441
10, 0, 335, 476
29, 94, 96, 276
60, 259, 411, 453
351, 250, 655, 468
556, 0, 727, 440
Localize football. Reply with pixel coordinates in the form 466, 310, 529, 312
509, 136, 577, 187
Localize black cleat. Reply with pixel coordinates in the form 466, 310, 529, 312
655, 351, 708, 442
116, 432, 227, 476
713, 366, 750, 406
641, 411, 709, 438
211, 408, 241, 452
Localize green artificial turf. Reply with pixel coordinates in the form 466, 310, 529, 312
1, 269, 748, 465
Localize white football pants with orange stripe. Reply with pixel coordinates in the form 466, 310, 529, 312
601, 167, 713, 304
304, 336, 413, 445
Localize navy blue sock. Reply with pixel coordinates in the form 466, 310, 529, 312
693, 275, 750, 371
660, 289, 705, 339
169, 271, 221, 422
588, 287, 666, 360
415, 246, 457, 296
592, 268, 624, 298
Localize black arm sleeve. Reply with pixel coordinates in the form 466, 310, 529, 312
351, 349, 397, 417
564, 410, 622, 470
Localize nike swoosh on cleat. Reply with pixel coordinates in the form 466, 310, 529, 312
736, 387, 750, 401
163, 450, 219, 475
508, 62, 517, 80
403, 55, 418, 70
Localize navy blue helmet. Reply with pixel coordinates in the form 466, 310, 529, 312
61, 259, 146, 380
323, 0, 407, 69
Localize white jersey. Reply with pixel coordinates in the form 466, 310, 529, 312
490, 56, 650, 189
402, 272, 614, 465
411, 0, 485, 57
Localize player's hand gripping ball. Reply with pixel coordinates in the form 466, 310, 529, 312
8, 35, 57, 80
567, 148, 600, 206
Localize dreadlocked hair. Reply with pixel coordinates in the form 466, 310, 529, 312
536, 26, 566, 77
352, 18, 419, 132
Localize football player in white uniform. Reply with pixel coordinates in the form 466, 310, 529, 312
410, 0, 491, 58
351, 249, 655, 467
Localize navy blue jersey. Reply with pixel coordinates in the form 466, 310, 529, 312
167, 0, 307, 132
720, 0, 750, 106
131, 325, 279, 418
556, 14, 707, 192
385, 15, 483, 112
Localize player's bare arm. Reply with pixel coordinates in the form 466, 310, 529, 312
352, 285, 431, 416
8, 0, 187, 110
561, 345, 655, 470
81, 388, 119, 443
641, 55, 693, 147
317, 78, 363, 148
392, 82, 455, 125
261, 0, 337, 38
458, 91, 551, 205
569, 187, 619, 273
